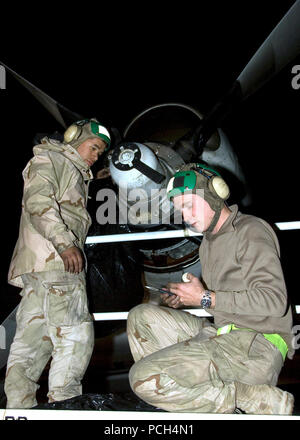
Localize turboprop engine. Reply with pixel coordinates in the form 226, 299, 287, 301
105, 103, 251, 294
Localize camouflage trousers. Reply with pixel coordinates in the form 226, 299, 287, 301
127, 304, 284, 413
5, 271, 94, 408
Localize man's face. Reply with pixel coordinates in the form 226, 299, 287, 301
77, 138, 107, 167
172, 192, 215, 233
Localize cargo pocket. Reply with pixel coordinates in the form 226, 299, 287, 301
246, 332, 282, 386
43, 280, 91, 327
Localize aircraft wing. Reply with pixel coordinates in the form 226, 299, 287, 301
195, 0, 300, 149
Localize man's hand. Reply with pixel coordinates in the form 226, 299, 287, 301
60, 246, 84, 273
161, 273, 215, 309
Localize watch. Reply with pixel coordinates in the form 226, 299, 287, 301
200, 290, 212, 309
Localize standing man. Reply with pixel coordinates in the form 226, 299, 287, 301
127, 163, 295, 415
5, 119, 111, 408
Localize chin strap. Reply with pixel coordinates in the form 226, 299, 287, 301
206, 205, 222, 233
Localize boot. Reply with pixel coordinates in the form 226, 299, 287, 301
236, 382, 294, 415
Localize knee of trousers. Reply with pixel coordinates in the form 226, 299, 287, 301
127, 304, 162, 329
77, 321, 95, 360
55, 321, 94, 351
4, 363, 40, 397
128, 356, 162, 401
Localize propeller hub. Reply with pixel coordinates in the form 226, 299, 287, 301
109, 142, 164, 190
112, 143, 141, 170
119, 149, 135, 165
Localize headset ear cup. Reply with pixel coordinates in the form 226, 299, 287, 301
166, 177, 175, 194
64, 125, 80, 143
209, 176, 230, 200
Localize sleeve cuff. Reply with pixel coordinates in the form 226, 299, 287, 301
51, 230, 79, 254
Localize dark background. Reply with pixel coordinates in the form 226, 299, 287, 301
1, 1, 300, 321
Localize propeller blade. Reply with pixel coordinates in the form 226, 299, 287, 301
192, 81, 243, 150
237, 0, 300, 99
1, 62, 83, 128
132, 157, 166, 184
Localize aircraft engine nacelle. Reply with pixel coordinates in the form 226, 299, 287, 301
109, 141, 184, 226
106, 103, 252, 300
108, 138, 200, 301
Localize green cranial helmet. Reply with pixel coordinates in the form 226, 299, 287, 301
167, 163, 230, 232
166, 170, 198, 199
64, 118, 111, 151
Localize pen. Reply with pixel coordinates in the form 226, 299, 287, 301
145, 285, 176, 296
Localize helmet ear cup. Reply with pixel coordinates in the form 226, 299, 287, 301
64, 124, 81, 143
208, 176, 230, 200
166, 176, 175, 194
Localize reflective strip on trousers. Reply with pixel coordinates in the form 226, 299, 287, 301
217, 324, 288, 360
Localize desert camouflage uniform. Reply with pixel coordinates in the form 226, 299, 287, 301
127, 304, 290, 414
5, 137, 94, 408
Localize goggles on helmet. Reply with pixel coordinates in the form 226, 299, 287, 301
167, 164, 222, 200
167, 170, 197, 200
75, 119, 111, 150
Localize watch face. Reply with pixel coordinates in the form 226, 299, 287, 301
201, 292, 212, 309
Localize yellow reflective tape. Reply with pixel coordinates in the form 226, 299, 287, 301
217, 324, 233, 335
217, 324, 288, 360
262, 333, 288, 360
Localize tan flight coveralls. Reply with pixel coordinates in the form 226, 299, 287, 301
127, 206, 294, 414
5, 137, 94, 408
